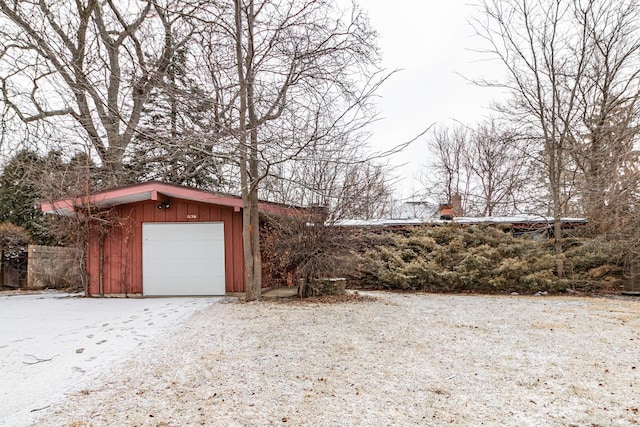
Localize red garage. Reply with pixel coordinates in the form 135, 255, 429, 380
41, 181, 293, 297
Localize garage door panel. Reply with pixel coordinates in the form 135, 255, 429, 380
143, 241, 225, 260
146, 257, 224, 277
142, 275, 224, 296
145, 223, 224, 241
145, 233, 224, 243
142, 222, 226, 296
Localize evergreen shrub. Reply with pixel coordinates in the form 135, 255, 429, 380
348, 224, 619, 294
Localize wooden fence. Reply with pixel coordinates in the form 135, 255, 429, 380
0, 248, 28, 288
27, 245, 83, 289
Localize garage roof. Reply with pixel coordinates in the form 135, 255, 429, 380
40, 181, 295, 216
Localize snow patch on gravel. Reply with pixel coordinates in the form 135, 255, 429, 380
28, 292, 640, 427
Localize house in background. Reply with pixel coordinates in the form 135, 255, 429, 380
336, 202, 587, 237
41, 181, 298, 297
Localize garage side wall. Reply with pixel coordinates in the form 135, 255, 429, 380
86, 199, 244, 295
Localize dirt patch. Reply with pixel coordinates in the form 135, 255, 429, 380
33, 293, 640, 426
267, 291, 377, 304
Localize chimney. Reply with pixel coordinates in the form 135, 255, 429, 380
451, 193, 463, 217
439, 203, 454, 220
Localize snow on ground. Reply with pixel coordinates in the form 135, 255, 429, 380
0, 291, 219, 427
28, 292, 640, 427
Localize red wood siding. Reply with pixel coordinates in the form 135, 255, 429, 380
86, 198, 244, 295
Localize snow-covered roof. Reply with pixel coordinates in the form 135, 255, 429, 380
334, 215, 588, 228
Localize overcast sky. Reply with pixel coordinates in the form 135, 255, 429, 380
358, 1, 506, 199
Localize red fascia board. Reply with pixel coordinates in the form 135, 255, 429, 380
40, 181, 298, 216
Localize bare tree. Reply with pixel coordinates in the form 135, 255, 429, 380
474, 0, 595, 277
189, 0, 382, 300
261, 137, 395, 221
422, 120, 531, 217
474, 0, 640, 276
0, 0, 198, 184
422, 125, 473, 215
571, 1, 640, 233
466, 120, 531, 216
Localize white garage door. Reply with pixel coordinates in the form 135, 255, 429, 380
142, 222, 226, 296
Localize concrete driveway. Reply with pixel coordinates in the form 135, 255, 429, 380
0, 291, 219, 427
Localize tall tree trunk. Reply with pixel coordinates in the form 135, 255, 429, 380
246, 0, 262, 299
550, 152, 564, 279
105, 145, 126, 186
234, 0, 256, 301
553, 218, 564, 278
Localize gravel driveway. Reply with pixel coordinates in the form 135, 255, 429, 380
25, 292, 640, 427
